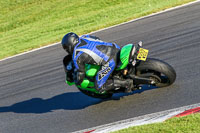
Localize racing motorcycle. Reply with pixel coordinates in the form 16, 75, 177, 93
65, 41, 176, 99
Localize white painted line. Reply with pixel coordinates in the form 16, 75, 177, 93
1, 0, 200, 62
0, 42, 60, 62
74, 103, 200, 133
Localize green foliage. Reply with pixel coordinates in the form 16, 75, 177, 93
0, 0, 195, 59
114, 113, 200, 133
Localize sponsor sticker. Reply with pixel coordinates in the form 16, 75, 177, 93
98, 67, 111, 81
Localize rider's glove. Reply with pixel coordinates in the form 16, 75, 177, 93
64, 61, 74, 82
66, 61, 73, 71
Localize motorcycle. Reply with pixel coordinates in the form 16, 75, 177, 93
64, 41, 176, 99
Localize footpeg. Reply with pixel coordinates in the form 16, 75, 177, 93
134, 85, 142, 90
138, 86, 142, 90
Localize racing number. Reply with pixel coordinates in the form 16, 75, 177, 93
137, 48, 149, 61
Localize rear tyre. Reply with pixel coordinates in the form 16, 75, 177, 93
136, 58, 176, 87
78, 88, 113, 99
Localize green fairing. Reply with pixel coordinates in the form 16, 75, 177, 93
117, 44, 133, 70
78, 87, 102, 94
66, 80, 75, 86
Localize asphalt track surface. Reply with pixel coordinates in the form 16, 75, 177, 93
0, 2, 200, 133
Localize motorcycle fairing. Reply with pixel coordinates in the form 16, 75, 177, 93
117, 44, 134, 70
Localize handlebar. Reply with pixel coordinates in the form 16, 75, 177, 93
133, 41, 143, 60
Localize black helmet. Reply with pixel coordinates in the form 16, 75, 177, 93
61, 32, 79, 54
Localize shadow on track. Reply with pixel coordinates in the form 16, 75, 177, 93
0, 85, 157, 114
0, 92, 102, 113
112, 85, 157, 99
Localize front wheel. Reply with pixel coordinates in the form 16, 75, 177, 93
135, 58, 176, 87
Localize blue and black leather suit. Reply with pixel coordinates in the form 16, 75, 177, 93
72, 35, 120, 91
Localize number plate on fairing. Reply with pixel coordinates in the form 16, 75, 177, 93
137, 48, 149, 61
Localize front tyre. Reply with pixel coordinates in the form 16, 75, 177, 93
136, 58, 176, 87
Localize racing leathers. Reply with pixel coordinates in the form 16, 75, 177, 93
63, 35, 133, 93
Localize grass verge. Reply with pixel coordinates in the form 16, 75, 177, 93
0, 0, 196, 59
113, 113, 200, 133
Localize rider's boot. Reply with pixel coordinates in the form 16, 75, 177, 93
97, 79, 134, 93
97, 79, 114, 93
114, 79, 134, 93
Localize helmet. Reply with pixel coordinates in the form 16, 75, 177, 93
61, 32, 79, 54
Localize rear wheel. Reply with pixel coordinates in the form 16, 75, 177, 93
135, 58, 176, 87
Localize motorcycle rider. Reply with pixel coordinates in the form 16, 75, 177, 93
62, 32, 134, 93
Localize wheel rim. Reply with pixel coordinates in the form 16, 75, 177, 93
137, 69, 171, 86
